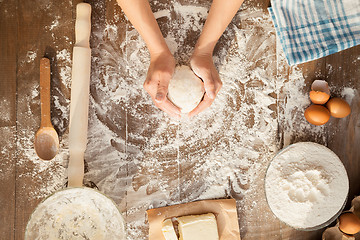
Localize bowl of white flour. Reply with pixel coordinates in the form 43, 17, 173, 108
265, 142, 349, 230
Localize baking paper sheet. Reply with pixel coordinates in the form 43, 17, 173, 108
147, 198, 240, 240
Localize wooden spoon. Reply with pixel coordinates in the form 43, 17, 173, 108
34, 58, 59, 160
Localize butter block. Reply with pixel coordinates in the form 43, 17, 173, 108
162, 218, 178, 240
177, 213, 219, 240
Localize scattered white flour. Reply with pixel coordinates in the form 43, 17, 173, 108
341, 87, 357, 104
168, 65, 205, 113
25, 187, 126, 240
31, 86, 39, 99
153, 9, 171, 19
55, 49, 73, 93
275, 38, 327, 147
17, 147, 68, 200
57, 49, 71, 62
48, 17, 60, 31
265, 142, 349, 229
59, 66, 72, 89
25, 51, 37, 63
0, 97, 11, 123
104, 24, 118, 40
326, 63, 334, 74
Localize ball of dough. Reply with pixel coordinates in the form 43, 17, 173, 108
168, 66, 205, 113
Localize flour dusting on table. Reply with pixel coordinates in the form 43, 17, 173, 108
87, 2, 279, 239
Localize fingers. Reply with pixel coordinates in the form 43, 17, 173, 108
144, 76, 181, 118
197, 71, 216, 99
191, 64, 222, 100
188, 94, 214, 118
205, 70, 222, 97
143, 51, 179, 118
143, 77, 156, 97
154, 99, 181, 119
144, 73, 168, 103
204, 80, 216, 99
155, 75, 170, 103
188, 69, 222, 118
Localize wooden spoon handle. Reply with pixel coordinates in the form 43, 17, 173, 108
40, 58, 52, 128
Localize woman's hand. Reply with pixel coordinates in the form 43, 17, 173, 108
186, 0, 244, 117
143, 51, 181, 119
116, 0, 180, 118
189, 50, 222, 117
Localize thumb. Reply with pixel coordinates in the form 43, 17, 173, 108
191, 68, 215, 99
155, 80, 169, 103
201, 73, 216, 99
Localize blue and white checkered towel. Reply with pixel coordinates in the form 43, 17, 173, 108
268, 0, 360, 66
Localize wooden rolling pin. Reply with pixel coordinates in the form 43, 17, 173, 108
68, 3, 92, 187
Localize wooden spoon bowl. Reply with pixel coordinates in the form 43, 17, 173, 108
34, 127, 59, 160
34, 58, 59, 160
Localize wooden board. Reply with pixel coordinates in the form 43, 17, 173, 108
0, 1, 17, 238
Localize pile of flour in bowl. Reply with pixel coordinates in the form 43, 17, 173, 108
265, 142, 349, 229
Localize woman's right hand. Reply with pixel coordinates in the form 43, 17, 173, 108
143, 50, 181, 119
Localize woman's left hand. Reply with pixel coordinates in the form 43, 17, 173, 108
189, 50, 222, 117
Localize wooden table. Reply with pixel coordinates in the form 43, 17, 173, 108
1, 0, 359, 239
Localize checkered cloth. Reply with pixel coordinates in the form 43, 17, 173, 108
268, 0, 360, 66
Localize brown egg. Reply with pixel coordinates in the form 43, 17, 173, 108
304, 105, 331, 125
326, 98, 351, 118
310, 91, 331, 104
339, 212, 360, 235
310, 80, 331, 104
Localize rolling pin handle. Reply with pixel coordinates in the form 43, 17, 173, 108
75, 3, 91, 48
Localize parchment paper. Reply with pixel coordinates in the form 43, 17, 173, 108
146, 198, 240, 240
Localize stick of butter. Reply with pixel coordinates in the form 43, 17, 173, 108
162, 219, 178, 240
177, 213, 219, 240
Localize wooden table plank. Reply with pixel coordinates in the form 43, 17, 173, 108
84, 0, 128, 215
15, 1, 74, 239
124, 1, 182, 238
0, 0, 18, 239
325, 46, 360, 208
